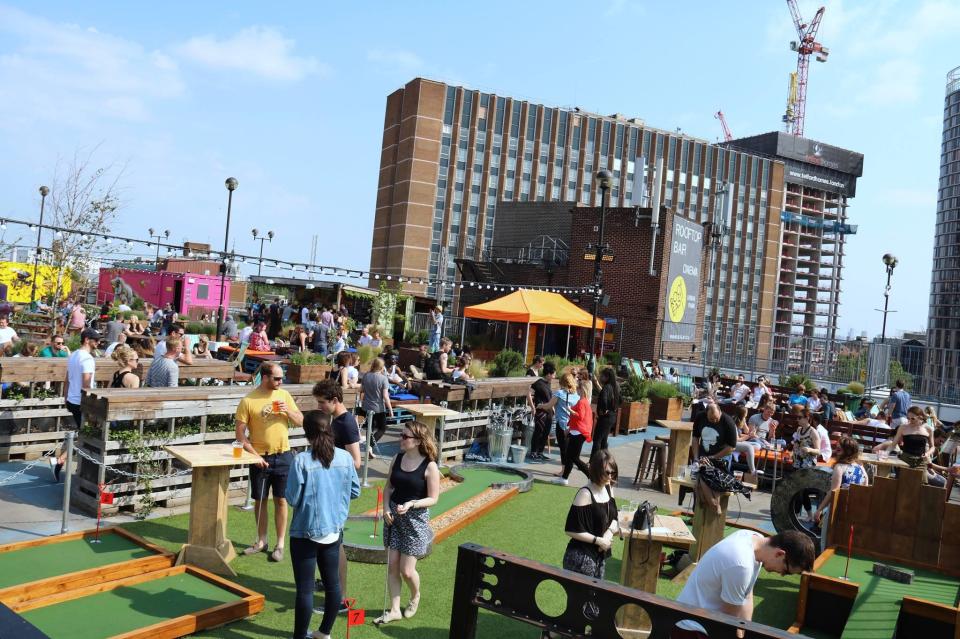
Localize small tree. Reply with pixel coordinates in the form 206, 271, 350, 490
41, 147, 124, 306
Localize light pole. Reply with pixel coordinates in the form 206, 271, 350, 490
588, 169, 613, 375
251, 229, 274, 276
216, 177, 238, 340
30, 185, 49, 306
148, 228, 170, 266
880, 253, 898, 343
704, 182, 730, 370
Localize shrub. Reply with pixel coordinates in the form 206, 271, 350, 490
357, 345, 382, 366
647, 380, 680, 399
491, 349, 524, 377
782, 373, 815, 392
468, 359, 489, 379
603, 351, 622, 367
290, 352, 328, 366
405, 328, 428, 345
185, 321, 203, 335
620, 375, 650, 403
842, 381, 865, 395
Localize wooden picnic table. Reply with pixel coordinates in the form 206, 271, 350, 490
859, 451, 910, 478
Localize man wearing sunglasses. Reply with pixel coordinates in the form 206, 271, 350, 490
40, 335, 71, 358
235, 361, 304, 563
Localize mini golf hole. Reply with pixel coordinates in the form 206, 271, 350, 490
480, 588, 493, 601
484, 556, 497, 568
481, 573, 499, 586
615, 603, 652, 638
534, 579, 567, 618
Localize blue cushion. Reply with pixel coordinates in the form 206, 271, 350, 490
390, 393, 419, 401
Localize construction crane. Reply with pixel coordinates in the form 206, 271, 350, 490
783, 72, 798, 130
785, 0, 829, 137
714, 110, 733, 142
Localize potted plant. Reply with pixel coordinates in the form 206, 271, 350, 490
617, 375, 650, 435
286, 352, 331, 383
839, 381, 865, 413
647, 380, 683, 421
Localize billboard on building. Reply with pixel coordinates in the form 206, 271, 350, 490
663, 217, 703, 342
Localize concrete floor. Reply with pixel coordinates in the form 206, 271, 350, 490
0, 423, 778, 546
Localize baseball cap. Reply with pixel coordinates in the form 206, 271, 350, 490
81, 328, 102, 342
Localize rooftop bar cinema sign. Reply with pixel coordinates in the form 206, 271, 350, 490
664, 217, 703, 342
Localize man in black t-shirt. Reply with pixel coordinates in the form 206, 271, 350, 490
692, 404, 738, 468
527, 362, 556, 461
312, 380, 361, 612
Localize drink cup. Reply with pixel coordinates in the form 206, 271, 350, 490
878, 450, 889, 461
232, 441, 243, 458
273, 400, 281, 414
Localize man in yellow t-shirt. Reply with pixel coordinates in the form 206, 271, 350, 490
235, 361, 303, 562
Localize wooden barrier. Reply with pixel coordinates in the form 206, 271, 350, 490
72, 385, 358, 515
411, 376, 557, 411
0, 358, 237, 460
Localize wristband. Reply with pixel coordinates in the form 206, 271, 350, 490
593, 535, 598, 545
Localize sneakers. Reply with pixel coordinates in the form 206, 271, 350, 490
552, 477, 569, 486
269, 546, 284, 562
53, 462, 63, 482
338, 600, 350, 615
48, 458, 58, 481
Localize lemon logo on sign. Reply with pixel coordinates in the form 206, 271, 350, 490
668, 275, 686, 323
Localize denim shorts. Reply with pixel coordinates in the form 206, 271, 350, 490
249, 450, 294, 500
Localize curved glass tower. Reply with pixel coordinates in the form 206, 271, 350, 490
924, 66, 960, 397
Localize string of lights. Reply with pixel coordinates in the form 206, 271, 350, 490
0, 215, 598, 296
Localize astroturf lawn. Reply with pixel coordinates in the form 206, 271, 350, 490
122, 481, 802, 639
816, 552, 960, 639
342, 467, 522, 546
0, 533, 154, 589
20, 572, 242, 639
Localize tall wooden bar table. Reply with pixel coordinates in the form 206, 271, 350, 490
404, 403, 463, 467
656, 420, 693, 495
164, 444, 260, 577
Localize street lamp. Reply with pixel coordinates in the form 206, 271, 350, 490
588, 169, 613, 374
216, 177, 238, 340
704, 182, 730, 369
29, 186, 50, 306
251, 228, 274, 276
148, 228, 170, 266
880, 253, 898, 343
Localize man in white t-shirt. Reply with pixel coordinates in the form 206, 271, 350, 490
721, 375, 750, 405
0, 315, 20, 351
56, 328, 102, 481
673, 530, 814, 638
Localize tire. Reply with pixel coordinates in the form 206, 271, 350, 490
770, 467, 833, 544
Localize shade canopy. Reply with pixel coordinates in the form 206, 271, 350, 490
463, 289, 604, 329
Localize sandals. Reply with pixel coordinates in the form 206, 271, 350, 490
403, 596, 420, 619
373, 611, 403, 625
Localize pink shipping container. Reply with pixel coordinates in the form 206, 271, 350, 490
97, 267, 231, 317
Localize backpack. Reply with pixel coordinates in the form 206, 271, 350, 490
424, 351, 445, 380
568, 397, 594, 442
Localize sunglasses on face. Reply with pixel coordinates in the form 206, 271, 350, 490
399, 433, 418, 441
271, 376, 283, 381
54, 342, 64, 346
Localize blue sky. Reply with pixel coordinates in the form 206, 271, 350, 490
0, 1, 956, 338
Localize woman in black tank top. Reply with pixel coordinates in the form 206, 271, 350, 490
376, 421, 440, 626
875, 406, 944, 485
109, 345, 140, 389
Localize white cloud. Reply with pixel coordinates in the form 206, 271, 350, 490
175, 27, 325, 81
0, 5, 184, 127
367, 48, 423, 74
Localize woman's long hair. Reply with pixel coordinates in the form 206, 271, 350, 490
599, 367, 620, 405
407, 421, 438, 462
303, 410, 335, 468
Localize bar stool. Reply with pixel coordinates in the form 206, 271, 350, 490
633, 439, 667, 486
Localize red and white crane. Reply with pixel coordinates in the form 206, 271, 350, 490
715, 110, 733, 142
784, 0, 829, 137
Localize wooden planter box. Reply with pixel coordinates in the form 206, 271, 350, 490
285, 363, 331, 383
617, 401, 650, 435
649, 396, 683, 421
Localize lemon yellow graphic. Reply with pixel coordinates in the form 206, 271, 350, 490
668, 275, 686, 323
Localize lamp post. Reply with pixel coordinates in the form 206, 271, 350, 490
216, 178, 238, 340
880, 253, 898, 343
148, 228, 170, 266
704, 182, 730, 371
251, 229, 274, 276
29, 185, 49, 306
588, 169, 613, 375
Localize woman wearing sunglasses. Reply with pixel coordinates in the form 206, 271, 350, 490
375, 421, 440, 625
562, 449, 620, 579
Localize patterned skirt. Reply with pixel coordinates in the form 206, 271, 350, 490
384, 502, 433, 558
562, 543, 606, 579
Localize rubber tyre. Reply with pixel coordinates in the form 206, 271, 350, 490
770, 467, 833, 544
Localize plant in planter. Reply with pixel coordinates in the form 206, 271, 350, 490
838, 381, 865, 412
491, 349, 524, 377
618, 375, 651, 435
782, 373, 816, 392
286, 352, 331, 383
647, 380, 683, 421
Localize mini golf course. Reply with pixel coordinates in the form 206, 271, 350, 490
343, 464, 533, 562
795, 550, 960, 639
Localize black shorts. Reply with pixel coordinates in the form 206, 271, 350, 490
249, 451, 294, 500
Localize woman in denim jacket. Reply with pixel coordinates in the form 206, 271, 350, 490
287, 411, 361, 639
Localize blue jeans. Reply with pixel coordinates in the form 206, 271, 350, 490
290, 535, 341, 638
429, 331, 440, 352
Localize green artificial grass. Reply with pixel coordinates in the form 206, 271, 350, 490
122, 481, 802, 638
816, 552, 960, 639
342, 467, 522, 546
0, 532, 154, 589
20, 572, 242, 639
